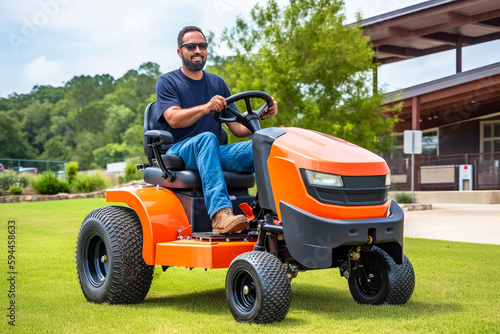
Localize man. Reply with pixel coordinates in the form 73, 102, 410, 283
156, 26, 278, 234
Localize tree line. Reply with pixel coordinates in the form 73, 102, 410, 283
0, 62, 159, 170
0, 0, 400, 171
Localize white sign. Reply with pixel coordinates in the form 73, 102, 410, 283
403, 130, 422, 154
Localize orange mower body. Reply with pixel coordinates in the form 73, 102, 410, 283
105, 126, 395, 270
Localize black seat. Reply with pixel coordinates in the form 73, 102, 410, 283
141, 102, 255, 189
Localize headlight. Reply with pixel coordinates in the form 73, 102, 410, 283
304, 170, 343, 187
385, 173, 391, 186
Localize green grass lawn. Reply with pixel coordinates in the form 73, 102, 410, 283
1, 198, 499, 333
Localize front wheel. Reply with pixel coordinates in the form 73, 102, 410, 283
76, 206, 154, 304
226, 251, 291, 323
348, 246, 415, 305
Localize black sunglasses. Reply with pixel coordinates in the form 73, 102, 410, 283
180, 42, 208, 51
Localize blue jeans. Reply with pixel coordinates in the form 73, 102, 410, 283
167, 132, 254, 219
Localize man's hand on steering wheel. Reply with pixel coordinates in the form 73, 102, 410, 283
215, 91, 277, 133
259, 98, 278, 120
204, 95, 227, 114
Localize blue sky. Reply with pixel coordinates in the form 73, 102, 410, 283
1, 0, 499, 99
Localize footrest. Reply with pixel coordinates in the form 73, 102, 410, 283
155, 239, 256, 268
192, 231, 258, 242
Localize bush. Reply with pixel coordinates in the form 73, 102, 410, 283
72, 173, 108, 193
32, 172, 70, 195
66, 161, 79, 185
8, 186, 23, 195
124, 161, 142, 183
0, 171, 18, 191
0, 171, 30, 191
18, 173, 30, 188
396, 192, 414, 203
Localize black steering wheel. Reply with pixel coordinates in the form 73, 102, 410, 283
216, 91, 273, 133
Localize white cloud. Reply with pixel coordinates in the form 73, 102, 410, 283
23, 56, 66, 88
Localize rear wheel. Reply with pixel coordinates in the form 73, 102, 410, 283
348, 246, 414, 305
76, 206, 154, 304
226, 251, 291, 323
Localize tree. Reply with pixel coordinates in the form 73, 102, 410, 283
138, 62, 161, 79
104, 105, 135, 143
111, 62, 160, 112
72, 100, 109, 133
30, 85, 65, 104
209, 0, 400, 152
65, 74, 115, 106
71, 131, 107, 170
92, 143, 131, 168
21, 101, 54, 153
0, 113, 37, 158
66, 161, 79, 185
41, 135, 71, 161
123, 123, 144, 159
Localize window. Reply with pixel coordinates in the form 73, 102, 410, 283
383, 129, 438, 158
422, 130, 438, 156
387, 133, 404, 158
481, 121, 500, 153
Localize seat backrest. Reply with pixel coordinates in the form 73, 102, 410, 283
143, 102, 162, 162
143, 101, 228, 163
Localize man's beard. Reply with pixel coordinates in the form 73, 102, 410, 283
181, 51, 206, 71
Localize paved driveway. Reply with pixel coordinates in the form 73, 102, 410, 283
404, 203, 500, 245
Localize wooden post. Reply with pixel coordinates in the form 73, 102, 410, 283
456, 36, 462, 73
411, 96, 421, 191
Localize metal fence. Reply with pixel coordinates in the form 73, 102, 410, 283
0, 158, 67, 174
386, 151, 500, 191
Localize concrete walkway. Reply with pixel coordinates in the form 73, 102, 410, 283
404, 203, 500, 245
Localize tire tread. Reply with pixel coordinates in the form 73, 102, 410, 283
227, 251, 291, 323
76, 206, 154, 304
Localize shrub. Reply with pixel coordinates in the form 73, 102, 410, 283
0, 171, 30, 191
396, 192, 414, 203
0, 171, 18, 191
17, 173, 30, 188
66, 161, 79, 185
8, 186, 23, 195
32, 172, 70, 195
72, 173, 108, 193
124, 161, 142, 183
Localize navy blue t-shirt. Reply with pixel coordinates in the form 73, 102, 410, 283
156, 68, 232, 143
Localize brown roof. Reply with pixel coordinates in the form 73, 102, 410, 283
385, 62, 500, 132
360, 0, 500, 64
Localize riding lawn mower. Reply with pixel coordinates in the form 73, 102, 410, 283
76, 91, 415, 323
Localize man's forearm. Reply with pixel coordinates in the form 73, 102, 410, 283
226, 122, 252, 138
163, 95, 227, 128
163, 105, 207, 128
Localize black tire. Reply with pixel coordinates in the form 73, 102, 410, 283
226, 251, 291, 323
348, 246, 415, 305
76, 206, 154, 304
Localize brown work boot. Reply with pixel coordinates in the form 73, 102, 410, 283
212, 207, 248, 234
